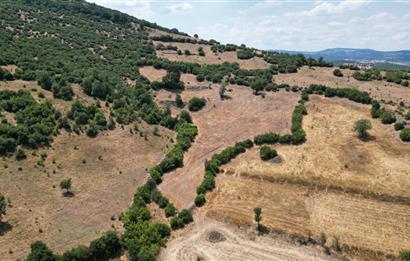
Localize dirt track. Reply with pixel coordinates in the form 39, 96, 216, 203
160, 215, 342, 261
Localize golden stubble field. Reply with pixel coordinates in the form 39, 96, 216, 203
201, 95, 410, 258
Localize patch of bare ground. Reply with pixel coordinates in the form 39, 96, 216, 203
0, 124, 173, 260
205, 175, 410, 258
159, 213, 343, 261
227, 95, 410, 199
153, 41, 271, 70
158, 86, 300, 209
1, 65, 18, 74
274, 66, 410, 105
139, 66, 167, 82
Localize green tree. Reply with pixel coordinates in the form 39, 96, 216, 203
175, 94, 184, 108
0, 193, 6, 220
188, 97, 206, 112
259, 145, 277, 161
400, 128, 410, 142
353, 119, 372, 139
27, 241, 56, 261
60, 178, 72, 194
251, 78, 265, 95
333, 69, 343, 77
254, 207, 262, 231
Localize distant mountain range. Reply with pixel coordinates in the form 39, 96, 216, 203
273, 48, 410, 67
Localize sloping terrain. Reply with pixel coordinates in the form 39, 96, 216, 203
0, 1, 409, 261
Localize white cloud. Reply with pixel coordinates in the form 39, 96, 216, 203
287, 0, 372, 16
167, 3, 193, 13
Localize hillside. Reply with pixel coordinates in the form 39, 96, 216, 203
275, 48, 410, 68
0, 1, 410, 261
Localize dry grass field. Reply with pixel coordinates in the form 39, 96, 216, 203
182, 95, 410, 259
0, 122, 173, 260
226, 95, 410, 199
274, 66, 410, 105
139, 66, 167, 82
157, 85, 300, 209
153, 41, 271, 70
160, 214, 343, 261
205, 175, 410, 257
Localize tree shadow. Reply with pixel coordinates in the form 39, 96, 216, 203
359, 134, 376, 142
0, 221, 12, 236
62, 191, 74, 198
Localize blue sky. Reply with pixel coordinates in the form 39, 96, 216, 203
88, 0, 410, 51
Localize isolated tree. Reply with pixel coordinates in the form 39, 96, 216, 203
254, 207, 262, 231
333, 69, 343, 77
0, 193, 6, 220
60, 178, 72, 194
251, 78, 265, 95
175, 94, 184, 108
400, 128, 410, 142
219, 85, 226, 100
353, 119, 372, 139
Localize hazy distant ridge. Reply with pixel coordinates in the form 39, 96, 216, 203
272, 48, 410, 64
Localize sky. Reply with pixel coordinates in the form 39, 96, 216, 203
88, 0, 410, 51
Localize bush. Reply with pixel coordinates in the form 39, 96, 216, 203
254, 132, 280, 145
0, 193, 6, 219
89, 231, 122, 260
188, 97, 206, 112
260, 145, 277, 161
164, 203, 176, 217
195, 194, 206, 206
60, 246, 91, 261
15, 149, 27, 161
27, 241, 56, 261
237, 49, 254, 59
400, 128, 410, 142
353, 119, 372, 139
380, 110, 396, 124
333, 69, 343, 77
178, 209, 193, 224
400, 250, 410, 261
395, 122, 405, 131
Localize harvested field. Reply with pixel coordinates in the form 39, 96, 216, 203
0, 124, 172, 260
153, 41, 271, 70
205, 175, 410, 257
274, 66, 410, 105
158, 86, 300, 209
139, 66, 167, 82
160, 214, 343, 261
226, 95, 410, 200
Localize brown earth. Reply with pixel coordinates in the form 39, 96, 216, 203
158, 85, 300, 210
139, 66, 167, 82
0, 124, 173, 260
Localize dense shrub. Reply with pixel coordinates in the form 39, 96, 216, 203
400, 128, 410, 142
188, 97, 206, 112
352, 69, 382, 81
195, 194, 206, 206
308, 84, 372, 104
379, 110, 396, 124
27, 241, 56, 261
237, 49, 254, 59
394, 122, 405, 131
333, 69, 343, 77
259, 145, 277, 160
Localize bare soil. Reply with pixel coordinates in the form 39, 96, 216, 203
158, 86, 299, 210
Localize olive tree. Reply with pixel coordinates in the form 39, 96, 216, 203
353, 119, 372, 139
